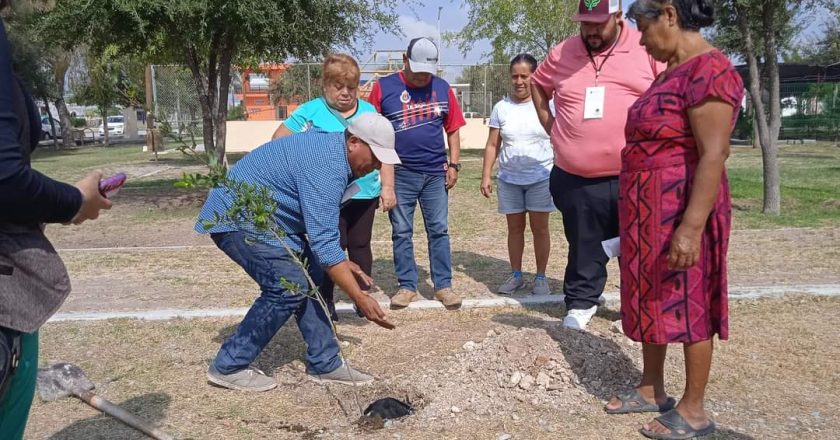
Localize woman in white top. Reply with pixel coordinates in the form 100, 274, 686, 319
480, 54, 555, 295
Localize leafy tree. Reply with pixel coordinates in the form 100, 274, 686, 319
713, 0, 822, 215
4, 1, 76, 148
270, 63, 323, 106
43, 0, 396, 173
70, 51, 121, 146
455, 64, 510, 116
452, 0, 578, 60
796, 5, 840, 64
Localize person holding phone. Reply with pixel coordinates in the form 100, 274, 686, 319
197, 113, 400, 392
0, 4, 111, 437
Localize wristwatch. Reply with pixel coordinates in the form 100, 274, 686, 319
448, 162, 462, 172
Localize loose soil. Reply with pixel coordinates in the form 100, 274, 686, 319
26, 295, 839, 439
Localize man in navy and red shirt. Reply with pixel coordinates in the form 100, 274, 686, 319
368, 36, 466, 310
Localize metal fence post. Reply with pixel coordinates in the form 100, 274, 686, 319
483, 65, 488, 117
307, 64, 312, 101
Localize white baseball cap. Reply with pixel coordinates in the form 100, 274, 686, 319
406, 37, 439, 74
347, 113, 401, 165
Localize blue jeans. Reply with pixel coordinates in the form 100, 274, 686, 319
388, 168, 452, 292
211, 231, 341, 375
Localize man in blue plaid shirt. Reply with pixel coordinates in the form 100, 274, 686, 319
196, 113, 400, 391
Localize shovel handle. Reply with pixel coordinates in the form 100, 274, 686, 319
77, 390, 175, 440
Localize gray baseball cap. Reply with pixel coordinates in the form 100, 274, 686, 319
347, 113, 401, 165
406, 37, 439, 74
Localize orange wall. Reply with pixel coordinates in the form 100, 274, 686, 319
241, 64, 305, 121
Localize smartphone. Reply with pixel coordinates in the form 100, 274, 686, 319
99, 172, 127, 198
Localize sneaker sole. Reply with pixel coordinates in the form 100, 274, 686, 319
206, 372, 278, 392
308, 375, 374, 386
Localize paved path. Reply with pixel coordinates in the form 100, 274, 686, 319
49, 283, 840, 323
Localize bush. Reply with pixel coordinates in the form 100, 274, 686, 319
71, 117, 87, 128
227, 104, 246, 121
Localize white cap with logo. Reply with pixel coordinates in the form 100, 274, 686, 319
347, 113, 401, 165
406, 37, 439, 74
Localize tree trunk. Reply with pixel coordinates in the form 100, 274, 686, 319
53, 53, 74, 149
101, 108, 110, 146
738, 10, 780, 215
184, 46, 221, 170
214, 35, 235, 169
761, 5, 782, 215
43, 99, 59, 149
55, 97, 73, 148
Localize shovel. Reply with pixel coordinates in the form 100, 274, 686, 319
36, 363, 175, 440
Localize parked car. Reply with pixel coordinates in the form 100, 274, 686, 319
41, 116, 61, 139
98, 115, 125, 137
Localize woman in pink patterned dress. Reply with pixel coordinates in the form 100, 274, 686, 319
603, 1, 744, 439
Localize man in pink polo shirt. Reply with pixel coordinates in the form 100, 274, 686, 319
531, 0, 661, 330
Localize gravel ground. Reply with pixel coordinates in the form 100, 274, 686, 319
25, 295, 839, 439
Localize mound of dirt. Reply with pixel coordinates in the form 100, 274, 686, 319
409, 324, 643, 424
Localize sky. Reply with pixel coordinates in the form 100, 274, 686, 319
352, 0, 487, 82
353, 0, 833, 81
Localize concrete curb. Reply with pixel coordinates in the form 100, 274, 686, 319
48, 284, 840, 323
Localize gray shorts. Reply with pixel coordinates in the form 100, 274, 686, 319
497, 178, 554, 214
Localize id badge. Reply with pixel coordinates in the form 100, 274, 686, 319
583, 86, 606, 120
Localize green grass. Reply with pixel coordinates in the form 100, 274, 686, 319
727, 144, 840, 228
28, 143, 840, 230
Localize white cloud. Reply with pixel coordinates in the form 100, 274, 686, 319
398, 15, 440, 43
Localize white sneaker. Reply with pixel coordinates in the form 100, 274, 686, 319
563, 305, 598, 330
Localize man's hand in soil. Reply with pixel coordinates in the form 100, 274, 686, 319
326, 260, 395, 329
354, 293, 395, 330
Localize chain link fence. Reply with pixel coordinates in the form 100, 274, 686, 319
150, 65, 203, 139
261, 62, 512, 119
777, 82, 840, 142
150, 63, 839, 142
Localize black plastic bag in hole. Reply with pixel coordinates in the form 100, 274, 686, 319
364, 397, 414, 420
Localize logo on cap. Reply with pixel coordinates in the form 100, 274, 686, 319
585, 0, 601, 11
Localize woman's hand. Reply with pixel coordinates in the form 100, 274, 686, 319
347, 261, 373, 289
379, 186, 396, 212
70, 171, 113, 225
480, 176, 493, 198
667, 224, 702, 271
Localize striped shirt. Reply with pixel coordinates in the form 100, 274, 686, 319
194, 130, 352, 267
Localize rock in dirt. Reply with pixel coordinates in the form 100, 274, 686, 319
451, 406, 461, 414
498, 434, 512, 440
546, 382, 563, 391
610, 320, 624, 334
536, 372, 551, 388
510, 371, 523, 386
463, 341, 477, 351
518, 374, 535, 390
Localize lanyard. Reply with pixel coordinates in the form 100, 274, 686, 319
585, 28, 622, 83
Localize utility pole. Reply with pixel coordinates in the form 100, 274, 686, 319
437, 6, 443, 77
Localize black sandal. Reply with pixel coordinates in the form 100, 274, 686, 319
640, 408, 716, 439
605, 389, 676, 414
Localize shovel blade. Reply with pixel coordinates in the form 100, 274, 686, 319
36, 362, 95, 402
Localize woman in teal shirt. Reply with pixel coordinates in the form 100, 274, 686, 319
273, 54, 394, 319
